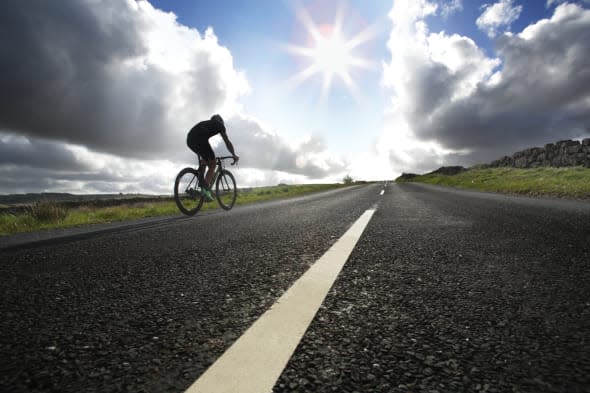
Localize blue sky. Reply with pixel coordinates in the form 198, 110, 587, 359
145, 0, 565, 135
1, 0, 589, 193
148, 0, 393, 155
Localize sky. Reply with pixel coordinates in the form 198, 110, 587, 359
1, 0, 590, 194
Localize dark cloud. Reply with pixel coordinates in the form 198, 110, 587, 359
0, 131, 178, 194
0, 169, 60, 193
391, 3, 590, 162
0, 148, 173, 195
0, 165, 100, 194
0, 134, 91, 171
0, 1, 155, 154
0, 0, 245, 160
0, 1, 351, 193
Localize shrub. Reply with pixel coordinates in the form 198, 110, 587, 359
343, 174, 354, 184
28, 201, 68, 222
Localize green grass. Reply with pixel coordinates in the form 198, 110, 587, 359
235, 183, 350, 205
0, 183, 353, 236
397, 166, 590, 199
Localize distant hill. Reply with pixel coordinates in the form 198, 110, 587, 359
0, 193, 76, 205
426, 166, 466, 176
0, 193, 165, 207
397, 138, 590, 181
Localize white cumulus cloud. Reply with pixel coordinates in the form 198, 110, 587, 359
547, 0, 590, 7
379, 1, 590, 177
476, 0, 523, 38
0, 0, 348, 193
0, 0, 249, 159
441, 0, 464, 18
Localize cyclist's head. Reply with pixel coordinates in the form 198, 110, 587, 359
211, 114, 224, 125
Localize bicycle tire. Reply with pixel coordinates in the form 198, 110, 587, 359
215, 169, 237, 210
174, 167, 204, 216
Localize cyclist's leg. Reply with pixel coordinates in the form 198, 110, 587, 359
192, 138, 216, 203
204, 159, 216, 189
195, 138, 216, 189
188, 133, 203, 172
187, 136, 206, 185
186, 131, 201, 156
198, 162, 206, 180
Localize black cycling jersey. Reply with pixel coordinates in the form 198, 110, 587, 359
186, 119, 226, 161
188, 118, 226, 139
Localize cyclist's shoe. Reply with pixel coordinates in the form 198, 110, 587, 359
202, 189, 214, 202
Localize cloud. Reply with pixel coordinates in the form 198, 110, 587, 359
476, 0, 523, 38
381, 1, 590, 174
0, 134, 90, 172
224, 115, 348, 179
0, 0, 248, 160
440, 0, 463, 18
0, 109, 349, 194
0, 0, 349, 193
547, 0, 590, 7
0, 132, 178, 194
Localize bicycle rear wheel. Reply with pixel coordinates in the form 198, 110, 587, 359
174, 167, 204, 216
215, 169, 237, 210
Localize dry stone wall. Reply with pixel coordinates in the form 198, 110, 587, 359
489, 139, 590, 168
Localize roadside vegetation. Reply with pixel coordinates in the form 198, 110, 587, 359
0, 183, 355, 236
396, 166, 590, 199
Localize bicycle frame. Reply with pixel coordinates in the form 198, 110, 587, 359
197, 155, 235, 187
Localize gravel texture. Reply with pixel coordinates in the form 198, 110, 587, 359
0, 185, 380, 392
274, 183, 590, 393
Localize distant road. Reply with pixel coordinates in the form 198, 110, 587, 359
1, 183, 589, 392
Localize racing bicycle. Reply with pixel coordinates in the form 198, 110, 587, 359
174, 156, 237, 216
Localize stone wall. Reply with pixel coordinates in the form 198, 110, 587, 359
489, 139, 590, 168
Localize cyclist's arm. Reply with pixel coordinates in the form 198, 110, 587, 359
220, 131, 239, 161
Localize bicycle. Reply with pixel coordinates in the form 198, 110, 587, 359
174, 156, 238, 216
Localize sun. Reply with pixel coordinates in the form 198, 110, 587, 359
284, 4, 377, 100
312, 28, 353, 79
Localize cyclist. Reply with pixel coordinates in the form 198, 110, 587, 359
186, 114, 239, 201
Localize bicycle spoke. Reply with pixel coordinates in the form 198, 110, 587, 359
174, 168, 204, 215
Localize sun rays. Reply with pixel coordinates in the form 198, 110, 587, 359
284, 3, 379, 101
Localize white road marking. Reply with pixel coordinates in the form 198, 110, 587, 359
185, 209, 376, 393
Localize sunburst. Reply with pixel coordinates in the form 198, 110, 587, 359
284, 4, 378, 101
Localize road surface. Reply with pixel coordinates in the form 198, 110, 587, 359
1, 183, 589, 392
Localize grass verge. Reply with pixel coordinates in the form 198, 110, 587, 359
0, 183, 353, 236
397, 166, 590, 199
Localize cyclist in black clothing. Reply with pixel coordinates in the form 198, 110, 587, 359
187, 114, 239, 201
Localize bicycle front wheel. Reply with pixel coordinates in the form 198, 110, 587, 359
215, 169, 237, 210
174, 167, 204, 216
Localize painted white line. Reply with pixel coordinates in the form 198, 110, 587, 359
185, 209, 376, 393
380, 190, 385, 195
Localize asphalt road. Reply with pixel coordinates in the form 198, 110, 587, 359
1, 183, 589, 392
